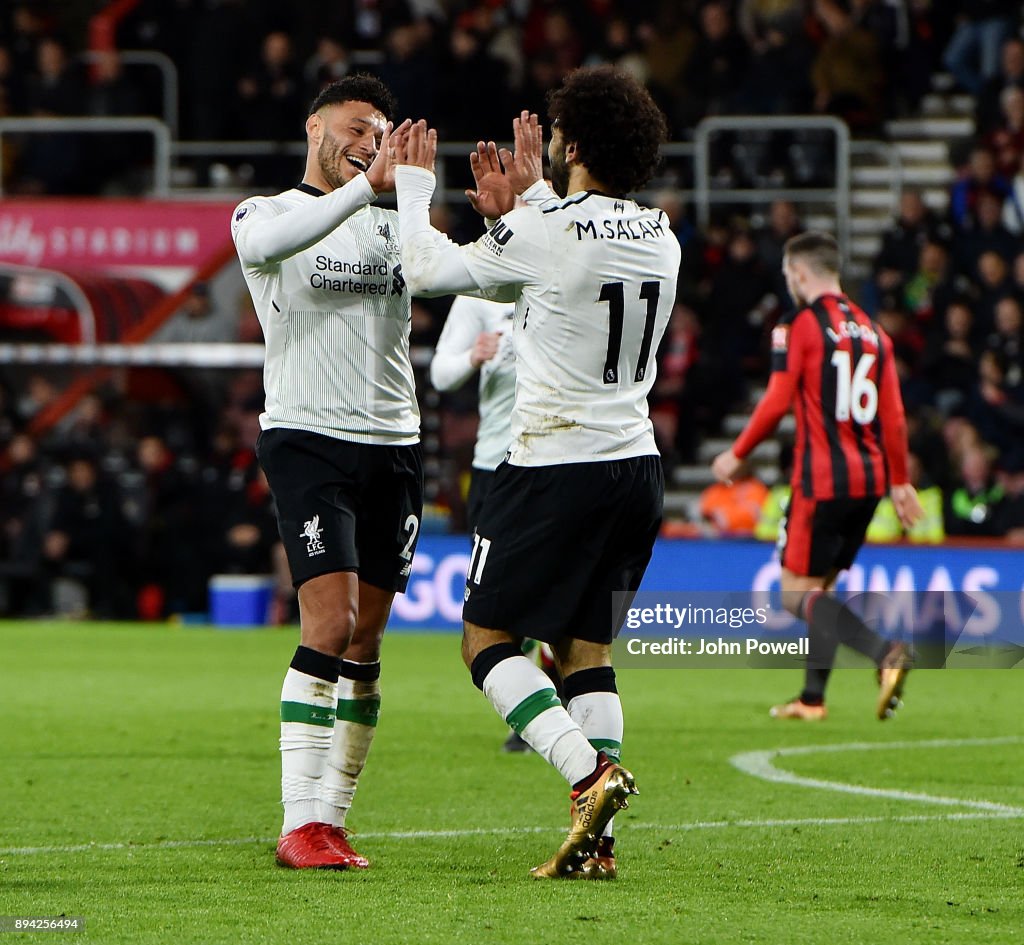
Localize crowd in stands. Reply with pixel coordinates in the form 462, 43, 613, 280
2, 1, 1018, 193
1, 1, 1023, 618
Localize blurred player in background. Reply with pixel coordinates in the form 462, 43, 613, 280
712, 232, 924, 722
232, 75, 417, 871
395, 66, 680, 878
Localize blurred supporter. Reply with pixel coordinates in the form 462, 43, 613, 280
942, 0, 1017, 96
17, 36, 85, 194
237, 31, 303, 142
0, 433, 47, 613
585, 15, 648, 85
866, 452, 945, 543
439, 24, 509, 140
922, 298, 978, 414
304, 36, 352, 99
969, 348, 1024, 452
85, 50, 147, 194
682, 0, 748, 125
639, 3, 694, 134
753, 441, 793, 542
974, 250, 1015, 337
151, 283, 239, 344
649, 303, 700, 464
944, 443, 1006, 537
873, 191, 948, 286
876, 292, 924, 371
699, 466, 768, 536
954, 190, 1018, 281
949, 146, 1010, 231
810, 0, 885, 131
983, 86, 1024, 178
994, 450, 1024, 541
986, 294, 1024, 389
754, 200, 802, 308
41, 455, 134, 617
902, 240, 955, 329
375, 22, 437, 127
1003, 153, 1024, 233
976, 36, 1024, 135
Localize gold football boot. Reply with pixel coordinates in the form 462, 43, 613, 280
877, 642, 912, 720
531, 761, 638, 879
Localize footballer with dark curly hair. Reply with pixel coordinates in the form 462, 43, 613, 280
546, 64, 667, 198
232, 75, 420, 872
394, 67, 680, 880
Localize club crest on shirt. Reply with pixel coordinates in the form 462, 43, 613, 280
771, 325, 789, 352
301, 515, 325, 556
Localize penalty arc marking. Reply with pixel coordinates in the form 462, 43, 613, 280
730, 736, 1024, 814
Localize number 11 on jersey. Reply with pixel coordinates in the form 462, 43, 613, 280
600, 280, 661, 384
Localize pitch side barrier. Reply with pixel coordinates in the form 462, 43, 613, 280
390, 536, 1024, 666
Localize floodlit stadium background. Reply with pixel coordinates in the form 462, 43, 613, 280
0, 3, 1022, 617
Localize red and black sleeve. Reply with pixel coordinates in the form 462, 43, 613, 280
877, 330, 909, 485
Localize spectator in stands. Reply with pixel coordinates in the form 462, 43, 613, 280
975, 36, 1024, 134
42, 455, 134, 617
954, 191, 1018, 281
876, 292, 925, 372
0, 433, 47, 613
650, 303, 700, 465
987, 294, 1024, 389
439, 24, 509, 140
699, 464, 768, 536
1011, 249, 1024, 300
949, 146, 1010, 231
944, 443, 1006, 537
974, 250, 1015, 337
85, 50, 146, 194
984, 86, 1024, 179
969, 348, 1024, 452
994, 449, 1024, 542
682, 1, 749, 124
151, 283, 238, 344
922, 298, 978, 414
304, 36, 352, 99
375, 22, 438, 126
810, 0, 885, 131
754, 441, 793, 542
639, 2, 694, 134
19, 36, 85, 194
754, 200, 801, 308
867, 452, 944, 543
874, 190, 948, 282
237, 31, 303, 142
0, 43, 25, 118
902, 240, 956, 330
942, 0, 1017, 96
585, 15, 648, 85
1003, 152, 1024, 234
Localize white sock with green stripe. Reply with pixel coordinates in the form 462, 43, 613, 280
471, 644, 596, 785
280, 645, 339, 834
564, 667, 623, 840
321, 660, 381, 828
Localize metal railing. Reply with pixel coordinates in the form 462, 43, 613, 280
694, 115, 851, 261
0, 117, 172, 196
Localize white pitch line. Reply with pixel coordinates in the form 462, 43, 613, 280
731, 735, 1024, 814
2, 810, 1023, 858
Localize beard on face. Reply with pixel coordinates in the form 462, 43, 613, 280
549, 142, 569, 198
318, 129, 354, 190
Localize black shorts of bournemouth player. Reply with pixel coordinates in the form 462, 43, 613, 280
395, 66, 680, 878
232, 75, 422, 871
712, 231, 924, 723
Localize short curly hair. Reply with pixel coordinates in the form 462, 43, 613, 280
308, 74, 397, 121
547, 65, 668, 195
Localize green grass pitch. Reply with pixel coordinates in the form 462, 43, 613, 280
0, 621, 1021, 944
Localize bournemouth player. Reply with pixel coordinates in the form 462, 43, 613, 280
232, 76, 418, 870
712, 232, 923, 721
396, 67, 681, 877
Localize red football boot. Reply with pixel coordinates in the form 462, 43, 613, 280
275, 822, 350, 870
326, 826, 370, 869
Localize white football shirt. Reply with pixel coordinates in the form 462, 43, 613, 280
430, 296, 516, 471
397, 169, 681, 466
232, 175, 419, 445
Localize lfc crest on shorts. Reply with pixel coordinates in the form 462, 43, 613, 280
301, 515, 326, 556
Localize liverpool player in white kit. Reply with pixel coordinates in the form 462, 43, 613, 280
232, 76, 419, 870
396, 67, 681, 878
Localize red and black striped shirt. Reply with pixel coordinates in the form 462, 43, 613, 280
733, 293, 908, 500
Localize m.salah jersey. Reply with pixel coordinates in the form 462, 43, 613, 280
458, 191, 681, 467
769, 293, 904, 500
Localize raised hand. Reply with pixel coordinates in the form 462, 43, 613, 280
365, 119, 412, 193
394, 119, 437, 172
507, 110, 544, 194
466, 140, 515, 219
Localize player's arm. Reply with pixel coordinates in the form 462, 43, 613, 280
395, 121, 547, 298
877, 332, 924, 529
430, 297, 490, 391
232, 121, 403, 268
711, 318, 802, 484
